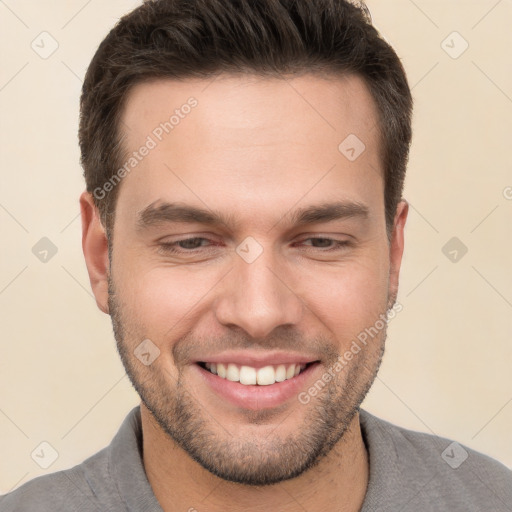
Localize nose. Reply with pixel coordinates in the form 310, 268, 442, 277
213, 247, 304, 339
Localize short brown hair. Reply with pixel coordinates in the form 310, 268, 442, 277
79, 0, 413, 240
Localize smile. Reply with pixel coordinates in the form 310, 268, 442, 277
198, 362, 313, 386
194, 360, 322, 410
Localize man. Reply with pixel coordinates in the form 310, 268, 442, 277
1, 0, 510, 510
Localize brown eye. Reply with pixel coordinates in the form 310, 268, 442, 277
299, 238, 350, 250
159, 237, 214, 254
176, 237, 208, 249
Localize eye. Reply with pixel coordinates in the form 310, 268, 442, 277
156, 236, 352, 257
158, 237, 216, 254
298, 237, 351, 251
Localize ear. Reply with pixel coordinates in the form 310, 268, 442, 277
388, 199, 409, 308
80, 190, 110, 314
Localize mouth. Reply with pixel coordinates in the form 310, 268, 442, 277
196, 361, 318, 386
194, 360, 322, 410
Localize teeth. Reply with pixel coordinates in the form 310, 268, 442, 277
216, 363, 227, 378
275, 364, 286, 382
204, 362, 308, 386
256, 365, 275, 385
226, 363, 239, 382
240, 366, 257, 385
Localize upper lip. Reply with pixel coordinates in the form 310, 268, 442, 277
196, 350, 320, 368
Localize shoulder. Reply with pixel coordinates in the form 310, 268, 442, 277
0, 446, 118, 512
0, 406, 157, 512
359, 409, 512, 511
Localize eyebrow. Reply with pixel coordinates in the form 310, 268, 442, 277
136, 200, 370, 232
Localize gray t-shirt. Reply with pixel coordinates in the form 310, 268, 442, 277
1, 405, 511, 511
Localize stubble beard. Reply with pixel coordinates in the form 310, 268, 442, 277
107, 272, 387, 486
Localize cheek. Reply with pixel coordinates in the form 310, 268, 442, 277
295, 255, 390, 341
115, 262, 220, 340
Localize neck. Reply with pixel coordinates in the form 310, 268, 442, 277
141, 403, 369, 512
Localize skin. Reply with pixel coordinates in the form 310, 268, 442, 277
81, 73, 408, 512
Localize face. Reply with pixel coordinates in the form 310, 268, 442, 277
84, 73, 407, 486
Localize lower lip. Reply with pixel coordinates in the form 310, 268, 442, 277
193, 362, 321, 411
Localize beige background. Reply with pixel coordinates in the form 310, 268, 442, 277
1, 0, 511, 493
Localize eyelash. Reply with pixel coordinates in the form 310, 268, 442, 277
158, 237, 351, 254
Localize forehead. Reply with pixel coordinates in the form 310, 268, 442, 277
116, 73, 383, 228
121, 73, 380, 150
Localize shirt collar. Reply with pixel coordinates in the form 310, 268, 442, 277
108, 405, 164, 511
